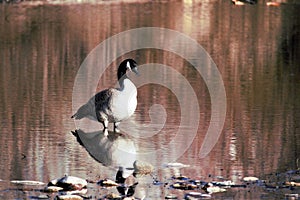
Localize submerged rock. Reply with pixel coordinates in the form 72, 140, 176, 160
48, 175, 87, 191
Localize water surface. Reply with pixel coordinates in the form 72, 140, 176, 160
0, 1, 299, 199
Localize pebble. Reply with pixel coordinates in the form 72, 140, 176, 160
285, 194, 299, 200
285, 181, 300, 187
202, 183, 226, 194
44, 186, 64, 192
165, 194, 178, 199
184, 192, 211, 199
243, 176, 259, 182
213, 180, 235, 186
60, 189, 88, 195
55, 194, 83, 200
206, 186, 226, 194
98, 179, 119, 187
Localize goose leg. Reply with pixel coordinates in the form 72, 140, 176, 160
102, 120, 109, 136
114, 122, 120, 133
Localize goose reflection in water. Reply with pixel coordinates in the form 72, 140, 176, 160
72, 129, 136, 179
72, 129, 140, 198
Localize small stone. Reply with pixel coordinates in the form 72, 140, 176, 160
213, 180, 235, 186
206, 186, 226, 194
29, 195, 50, 199
38, 195, 50, 199
184, 192, 211, 199
285, 181, 300, 187
98, 179, 119, 187
61, 189, 87, 195
243, 176, 259, 182
202, 183, 226, 194
44, 186, 64, 192
165, 194, 178, 199
285, 193, 299, 199
55, 194, 83, 200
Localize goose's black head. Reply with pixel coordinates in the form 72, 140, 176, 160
117, 59, 138, 80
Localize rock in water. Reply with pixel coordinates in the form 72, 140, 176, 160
44, 186, 64, 192
97, 179, 119, 187
184, 192, 211, 199
202, 183, 226, 194
56, 194, 83, 200
242, 176, 259, 182
48, 175, 87, 191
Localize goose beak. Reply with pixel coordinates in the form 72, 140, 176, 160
132, 67, 139, 76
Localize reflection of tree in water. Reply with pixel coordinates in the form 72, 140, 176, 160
280, 6, 300, 67
276, 4, 300, 171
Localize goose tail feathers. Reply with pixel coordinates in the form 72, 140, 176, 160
71, 104, 91, 119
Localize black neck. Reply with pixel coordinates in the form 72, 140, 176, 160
117, 69, 126, 81
118, 71, 128, 89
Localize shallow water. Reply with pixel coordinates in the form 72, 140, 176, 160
0, 0, 299, 199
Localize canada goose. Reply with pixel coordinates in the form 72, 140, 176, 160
72, 59, 139, 135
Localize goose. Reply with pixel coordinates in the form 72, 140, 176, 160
72, 59, 139, 135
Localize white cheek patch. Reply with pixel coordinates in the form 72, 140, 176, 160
126, 61, 132, 71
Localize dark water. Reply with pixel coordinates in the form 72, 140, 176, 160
0, 1, 299, 199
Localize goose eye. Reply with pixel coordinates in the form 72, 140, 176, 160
126, 61, 132, 71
